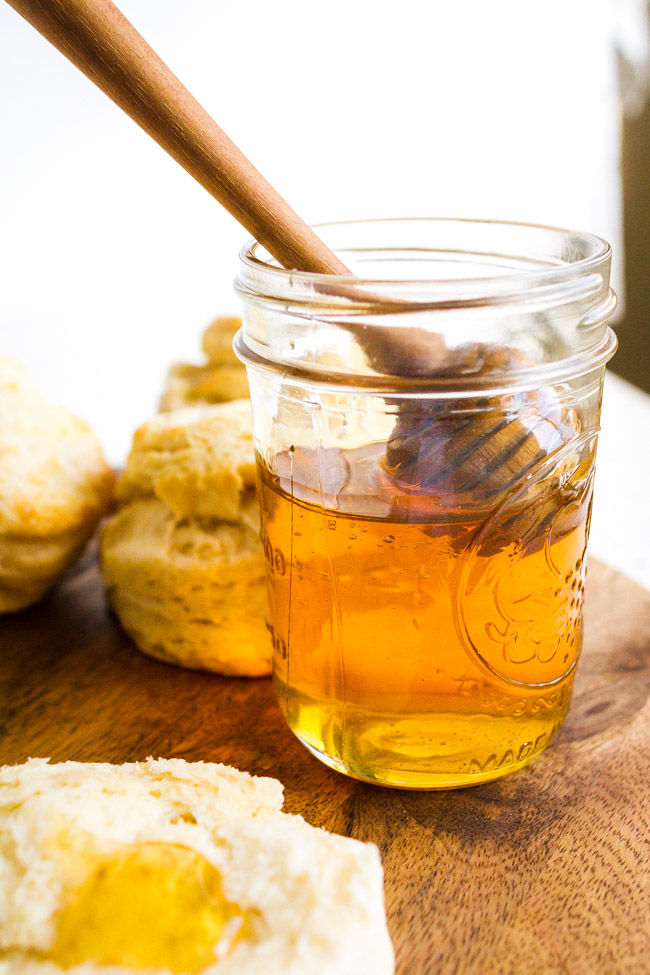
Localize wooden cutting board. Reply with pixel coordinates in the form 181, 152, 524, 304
1, 549, 649, 975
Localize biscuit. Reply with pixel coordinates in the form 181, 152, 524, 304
101, 401, 270, 675
0, 758, 393, 975
201, 316, 242, 366
101, 496, 269, 675
0, 356, 114, 612
159, 363, 250, 413
159, 318, 248, 412
116, 400, 256, 523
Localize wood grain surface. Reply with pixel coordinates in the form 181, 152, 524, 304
1, 548, 649, 975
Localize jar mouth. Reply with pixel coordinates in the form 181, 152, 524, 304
234, 217, 616, 385
237, 217, 612, 311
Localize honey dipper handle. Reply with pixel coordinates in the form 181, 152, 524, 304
6, 0, 349, 275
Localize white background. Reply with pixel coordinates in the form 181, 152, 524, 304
0, 0, 624, 465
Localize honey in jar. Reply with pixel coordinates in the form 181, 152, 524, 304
258, 405, 595, 789
235, 217, 617, 788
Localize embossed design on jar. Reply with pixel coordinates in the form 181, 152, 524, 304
468, 719, 566, 775
455, 432, 596, 689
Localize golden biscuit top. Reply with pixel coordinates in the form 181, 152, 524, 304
201, 316, 242, 366
116, 400, 256, 523
0, 356, 114, 537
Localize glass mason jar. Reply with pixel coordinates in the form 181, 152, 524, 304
234, 218, 617, 789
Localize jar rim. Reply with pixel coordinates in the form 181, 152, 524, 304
235, 217, 616, 386
238, 216, 611, 293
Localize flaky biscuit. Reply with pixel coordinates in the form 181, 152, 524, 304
101, 496, 269, 675
102, 400, 270, 675
159, 317, 248, 412
0, 758, 393, 975
0, 356, 114, 612
159, 362, 249, 413
116, 400, 256, 523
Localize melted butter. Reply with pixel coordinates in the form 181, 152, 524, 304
49, 842, 248, 972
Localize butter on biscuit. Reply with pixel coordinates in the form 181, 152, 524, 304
0, 758, 394, 974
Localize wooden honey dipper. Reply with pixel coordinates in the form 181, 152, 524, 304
6, 0, 580, 501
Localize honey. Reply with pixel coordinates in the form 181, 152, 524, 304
236, 215, 616, 789
258, 435, 595, 789
50, 843, 248, 972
